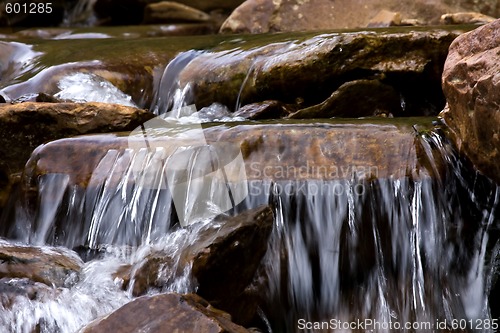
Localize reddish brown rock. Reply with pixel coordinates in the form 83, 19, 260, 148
220, 0, 500, 33
0, 278, 61, 309
0, 102, 154, 178
0, 240, 82, 287
80, 293, 250, 333
179, 29, 462, 115
127, 206, 274, 325
24, 121, 436, 190
440, 19, 500, 184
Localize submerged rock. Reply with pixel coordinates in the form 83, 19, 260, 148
0, 240, 82, 287
2, 61, 153, 108
0, 102, 154, 178
440, 19, 500, 184
80, 293, 250, 333
0, 278, 60, 309
179, 28, 463, 116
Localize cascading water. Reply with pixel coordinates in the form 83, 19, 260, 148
2, 118, 499, 332
259, 135, 500, 332
0, 34, 498, 333
149, 50, 203, 116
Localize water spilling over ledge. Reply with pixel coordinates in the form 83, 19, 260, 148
0, 117, 498, 332
6, 119, 434, 247
0, 22, 499, 333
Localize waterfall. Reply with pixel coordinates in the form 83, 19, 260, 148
2, 124, 499, 332
255, 132, 499, 332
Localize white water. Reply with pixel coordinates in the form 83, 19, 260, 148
0, 250, 129, 333
54, 72, 137, 107
1, 131, 499, 332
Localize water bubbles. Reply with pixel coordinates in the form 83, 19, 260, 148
54, 72, 136, 107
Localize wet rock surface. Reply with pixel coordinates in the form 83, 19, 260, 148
0, 239, 82, 287
22, 120, 437, 191
126, 206, 274, 325
179, 28, 463, 116
0, 277, 61, 309
80, 293, 250, 333
440, 19, 500, 184
0, 102, 154, 178
233, 100, 294, 120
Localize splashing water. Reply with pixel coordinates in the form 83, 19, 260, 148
257, 132, 499, 332
54, 72, 136, 107
1, 126, 499, 332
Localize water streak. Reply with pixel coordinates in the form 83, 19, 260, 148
150, 50, 204, 115
1, 130, 499, 333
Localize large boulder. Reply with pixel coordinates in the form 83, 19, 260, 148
80, 293, 250, 333
179, 28, 463, 116
9, 120, 444, 249
220, 0, 499, 33
439, 19, 500, 184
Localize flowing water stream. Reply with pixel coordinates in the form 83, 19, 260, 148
0, 28, 499, 333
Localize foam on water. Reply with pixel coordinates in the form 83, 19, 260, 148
54, 72, 136, 107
